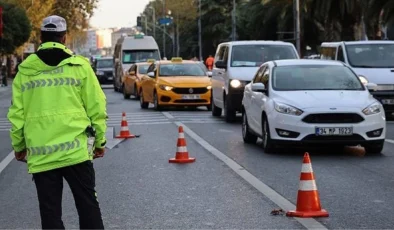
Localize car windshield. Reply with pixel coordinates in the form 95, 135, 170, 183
138, 65, 150, 74
122, 50, 160, 64
272, 65, 364, 91
231, 45, 298, 67
345, 44, 394, 68
159, 63, 206, 76
96, 59, 113, 68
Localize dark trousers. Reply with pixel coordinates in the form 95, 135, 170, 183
33, 161, 104, 229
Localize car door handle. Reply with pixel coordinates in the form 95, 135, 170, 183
218, 72, 224, 75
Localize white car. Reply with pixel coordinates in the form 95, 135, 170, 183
242, 59, 386, 154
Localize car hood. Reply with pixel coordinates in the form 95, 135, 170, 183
228, 67, 259, 81
273, 90, 375, 109
158, 76, 211, 87
352, 67, 394, 84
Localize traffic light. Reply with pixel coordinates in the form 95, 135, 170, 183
137, 16, 142, 27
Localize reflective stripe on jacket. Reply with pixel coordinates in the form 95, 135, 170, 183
7, 42, 107, 173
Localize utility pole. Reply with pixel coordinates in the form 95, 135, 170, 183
198, 0, 202, 61
232, 0, 236, 41
151, 7, 156, 38
162, 0, 166, 58
294, 0, 301, 56
144, 16, 148, 35
176, 13, 180, 57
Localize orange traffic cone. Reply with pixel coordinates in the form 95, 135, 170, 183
116, 112, 136, 139
169, 126, 196, 163
286, 152, 329, 218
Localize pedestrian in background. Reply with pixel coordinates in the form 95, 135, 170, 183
7, 15, 107, 229
205, 54, 214, 70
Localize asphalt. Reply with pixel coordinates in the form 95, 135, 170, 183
0, 86, 302, 229
1, 84, 394, 228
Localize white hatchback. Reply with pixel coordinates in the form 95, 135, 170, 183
242, 59, 386, 154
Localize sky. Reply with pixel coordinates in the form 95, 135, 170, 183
90, 0, 151, 28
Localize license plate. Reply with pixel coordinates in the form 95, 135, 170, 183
108, 77, 113, 80
315, 127, 353, 136
182, 95, 200, 99
381, 99, 394, 105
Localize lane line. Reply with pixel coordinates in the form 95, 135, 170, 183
0, 151, 15, 175
385, 139, 394, 144
173, 120, 327, 230
161, 112, 174, 119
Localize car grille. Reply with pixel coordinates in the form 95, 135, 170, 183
302, 113, 364, 124
172, 87, 208, 94
104, 71, 113, 77
173, 99, 208, 103
302, 134, 365, 142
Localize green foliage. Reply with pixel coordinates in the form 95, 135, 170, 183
0, 2, 31, 54
143, 0, 394, 58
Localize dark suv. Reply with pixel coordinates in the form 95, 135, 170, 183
93, 57, 114, 84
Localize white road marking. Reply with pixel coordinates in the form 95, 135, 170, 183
0, 151, 15, 175
161, 112, 174, 119
385, 139, 394, 144
174, 121, 328, 230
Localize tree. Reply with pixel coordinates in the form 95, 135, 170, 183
0, 2, 31, 54
5, 0, 55, 48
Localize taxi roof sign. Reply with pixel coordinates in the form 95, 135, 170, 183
171, 57, 183, 62
147, 59, 155, 63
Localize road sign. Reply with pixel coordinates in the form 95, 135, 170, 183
158, 17, 173, 25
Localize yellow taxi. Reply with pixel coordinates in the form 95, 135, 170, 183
122, 59, 155, 99
139, 57, 212, 110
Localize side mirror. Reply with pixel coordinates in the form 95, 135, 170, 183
207, 71, 212, 77
215, 60, 227, 69
147, 72, 155, 78
251, 83, 266, 93
366, 82, 377, 92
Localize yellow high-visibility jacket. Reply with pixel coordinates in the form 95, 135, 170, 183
8, 42, 107, 173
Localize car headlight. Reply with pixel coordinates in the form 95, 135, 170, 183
362, 102, 381, 115
96, 71, 104, 75
230, 79, 241, 88
159, 85, 173, 91
274, 102, 303, 116
207, 85, 212, 90
358, 75, 368, 85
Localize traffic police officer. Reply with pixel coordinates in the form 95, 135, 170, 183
7, 15, 107, 229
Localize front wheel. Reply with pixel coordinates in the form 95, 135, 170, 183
242, 112, 258, 144
134, 84, 140, 99
364, 141, 384, 154
262, 116, 275, 153
224, 98, 236, 123
123, 85, 131, 99
139, 90, 149, 109
212, 99, 222, 117
153, 92, 162, 111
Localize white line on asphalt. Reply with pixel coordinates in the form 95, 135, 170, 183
161, 112, 174, 119
106, 121, 172, 125
385, 139, 394, 145
107, 119, 169, 123
0, 151, 14, 175
174, 121, 327, 230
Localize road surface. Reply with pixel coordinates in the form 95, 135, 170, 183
1, 85, 394, 229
